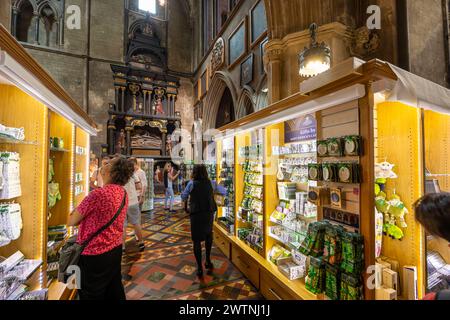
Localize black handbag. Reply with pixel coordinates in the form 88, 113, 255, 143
58, 192, 126, 282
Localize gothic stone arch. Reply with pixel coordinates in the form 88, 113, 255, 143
203, 71, 238, 130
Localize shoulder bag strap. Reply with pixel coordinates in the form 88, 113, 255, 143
82, 189, 127, 248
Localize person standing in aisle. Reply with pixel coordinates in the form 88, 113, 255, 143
68, 156, 134, 300
164, 162, 179, 213
155, 165, 162, 184
123, 159, 145, 252
414, 193, 450, 300
130, 158, 148, 212
181, 164, 217, 277
90, 156, 110, 190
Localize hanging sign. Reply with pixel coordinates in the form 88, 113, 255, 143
284, 114, 317, 143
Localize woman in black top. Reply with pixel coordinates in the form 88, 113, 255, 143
181, 164, 217, 277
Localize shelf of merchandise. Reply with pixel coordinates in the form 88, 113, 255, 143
215, 138, 235, 235
213, 58, 450, 300
214, 222, 321, 300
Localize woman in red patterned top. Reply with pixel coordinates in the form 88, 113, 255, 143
68, 156, 134, 300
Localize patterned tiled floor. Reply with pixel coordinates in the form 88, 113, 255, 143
122, 198, 263, 300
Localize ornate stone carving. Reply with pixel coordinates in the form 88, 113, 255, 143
211, 37, 225, 73
130, 119, 168, 133
143, 22, 154, 36
348, 26, 381, 59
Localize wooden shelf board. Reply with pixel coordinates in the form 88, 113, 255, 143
50, 147, 70, 153
0, 135, 38, 145
214, 222, 319, 300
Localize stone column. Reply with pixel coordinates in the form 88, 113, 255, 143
11, 8, 18, 37
142, 90, 148, 114
121, 87, 126, 112
148, 90, 153, 115
266, 46, 283, 104
107, 120, 116, 155
162, 132, 167, 156
33, 12, 40, 45
114, 87, 119, 111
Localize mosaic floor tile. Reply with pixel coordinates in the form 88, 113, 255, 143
122, 201, 262, 300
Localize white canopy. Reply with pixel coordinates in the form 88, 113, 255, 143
300, 57, 450, 116
386, 63, 450, 115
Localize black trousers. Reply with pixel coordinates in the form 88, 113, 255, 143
193, 233, 213, 269
78, 245, 125, 300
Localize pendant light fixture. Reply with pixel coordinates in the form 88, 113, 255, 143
299, 23, 331, 77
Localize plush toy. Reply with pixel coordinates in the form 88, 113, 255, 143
387, 195, 408, 229
375, 192, 389, 213
375, 162, 398, 180
383, 224, 404, 240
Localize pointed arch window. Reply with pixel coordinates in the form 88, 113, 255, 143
139, 0, 157, 14
12, 0, 63, 47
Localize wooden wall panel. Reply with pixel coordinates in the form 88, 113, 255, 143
376, 101, 424, 299
423, 110, 450, 192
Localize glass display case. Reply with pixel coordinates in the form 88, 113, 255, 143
216, 137, 235, 234
236, 129, 265, 256
139, 158, 154, 212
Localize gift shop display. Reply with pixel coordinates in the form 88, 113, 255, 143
208, 58, 450, 300
0, 26, 96, 300
216, 139, 235, 234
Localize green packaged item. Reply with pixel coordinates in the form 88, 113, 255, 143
305, 257, 325, 294
323, 225, 343, 265
325, 263, 340, 300
299, 221, 327, 257
340, 232, 364, 275
340, 273, 363, 300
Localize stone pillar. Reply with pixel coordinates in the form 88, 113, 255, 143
167, 94, 173, 117
125, 125, 133, 156
11, 8, 18, 37
114, 87, 119, 111
148, 90, 153, 115
107, 120, 116, 155
33, 12, 40, 45
121, 87, 126, 112
142, 90, 148, 114
162, 132, 167, 156
266, 46, 283, 104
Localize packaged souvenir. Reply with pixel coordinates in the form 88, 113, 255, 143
343, 135, 362, 156
327, 138, 344, 157
305, 257, 325, 294
317, 140, 329, 157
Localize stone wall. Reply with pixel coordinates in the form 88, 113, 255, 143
168, 0, 193, 73
195, 0, 269, 130
407, 0, 447, 87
